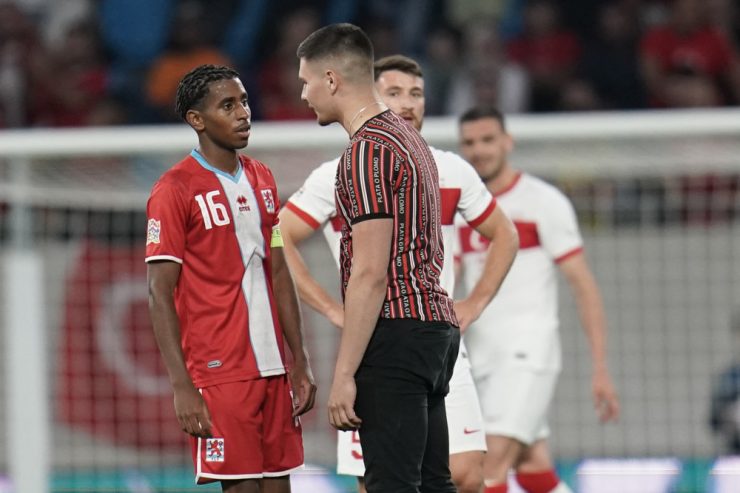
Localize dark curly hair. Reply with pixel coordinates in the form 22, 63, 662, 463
175, 64, 240, 121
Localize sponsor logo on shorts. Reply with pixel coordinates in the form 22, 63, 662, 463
206, 438, 224, 462
207, 360, 222, 369
463, 428, 480, 435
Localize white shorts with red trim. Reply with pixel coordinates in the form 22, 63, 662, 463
475, 367, 559, 445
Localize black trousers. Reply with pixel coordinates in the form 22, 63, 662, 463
354, 318, 460, 493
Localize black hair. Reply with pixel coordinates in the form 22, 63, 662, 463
374, 54, 423, 81
459, 105, 507, 131
175, 64, 240, 121
296, 23, 373, 81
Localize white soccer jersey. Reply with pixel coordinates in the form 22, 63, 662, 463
457, 173, 583, 373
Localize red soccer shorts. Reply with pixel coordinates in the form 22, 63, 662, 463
192, 375, 303, 484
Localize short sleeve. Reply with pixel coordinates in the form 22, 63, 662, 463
454, 155, 496, 226
342, 140, 395, 223
145, 179, 188, 263
285, 159, 338, 229
538, 189, 583, 262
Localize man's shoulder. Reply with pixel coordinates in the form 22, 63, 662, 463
155, 155, 200, 189
519, 173, 568, 199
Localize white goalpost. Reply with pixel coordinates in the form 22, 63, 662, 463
1, 108, 739, 492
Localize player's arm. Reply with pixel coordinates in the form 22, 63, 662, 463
279, 206, 344, 329
559, 253, 620, 422
147, 260, 212, 438
271, 240, 317, 417
329, 217, 393, 431
454, 206, 519, 331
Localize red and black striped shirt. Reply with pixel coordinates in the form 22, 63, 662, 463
335, 110, 458, 325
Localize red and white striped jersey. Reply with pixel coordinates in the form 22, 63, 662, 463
334, 111, 457, 322
456, 172, 583, 372
146, 150, 286, 388
286, 147, 495, 295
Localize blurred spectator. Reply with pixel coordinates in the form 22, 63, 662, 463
506, 0, 581, 112
0, 1, 45, 127
640, 0, 740, 107
30, 19, 109, 127
444, 0, 507, 32
447, 20, 528, 115
257, 7, 319, 121
86, 97, 128, 126
421, 25, 462, 115
145, 1, 232, 121
578, 1, 646, 110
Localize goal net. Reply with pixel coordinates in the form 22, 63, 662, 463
0, 108, 738, 492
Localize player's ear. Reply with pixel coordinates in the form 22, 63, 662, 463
505, 133, 515, 153
186, 109, 204, 131
325, 69, 338, 94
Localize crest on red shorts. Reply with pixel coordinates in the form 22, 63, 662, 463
206, 438, 225, 462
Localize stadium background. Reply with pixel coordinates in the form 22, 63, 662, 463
1, 1, 740, 492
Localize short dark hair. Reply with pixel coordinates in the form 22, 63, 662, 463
296, 23, 373, 81
459, 105, 507, 131
175, 64, 240, 121
374, 55, 423, 81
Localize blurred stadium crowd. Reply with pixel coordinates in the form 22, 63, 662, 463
0, 0, 739, 128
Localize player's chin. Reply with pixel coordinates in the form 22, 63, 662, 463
232, 135, 250, 149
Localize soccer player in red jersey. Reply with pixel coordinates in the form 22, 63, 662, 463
297, 24, 460, 492
146, 64, 316, 492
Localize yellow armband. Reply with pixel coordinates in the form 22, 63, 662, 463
271, 226, 284, 248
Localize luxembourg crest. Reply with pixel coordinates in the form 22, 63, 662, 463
261, 189, 275, 213
206, 438, 225, 462
146, 218, 161, 245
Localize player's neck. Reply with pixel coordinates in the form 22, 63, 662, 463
195, 144, 240, 176
343, 94, 387, 137
487, 165, 519, 196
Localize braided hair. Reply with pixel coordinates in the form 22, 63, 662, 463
175, 64, 240, 121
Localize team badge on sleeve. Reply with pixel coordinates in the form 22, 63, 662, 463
261, 189, 275, 214
206, 438, 225, 462
146, 218, 161, 245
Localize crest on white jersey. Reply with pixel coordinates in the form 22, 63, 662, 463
206, 438, 224, 462
261, 189, 275, 213
146, 218, 161, 245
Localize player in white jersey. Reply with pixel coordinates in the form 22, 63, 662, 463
280, 55, 518, 493
455, 106, 620, 493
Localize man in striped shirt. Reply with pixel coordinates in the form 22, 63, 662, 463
297, 24, 460, 492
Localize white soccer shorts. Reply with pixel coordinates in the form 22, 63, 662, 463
336, 349, 486, 476
475, 367, 559, 445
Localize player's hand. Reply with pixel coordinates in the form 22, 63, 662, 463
592, 369, 620, 422
453, 298, 484, 333
173, 383, 213, 438
328, 374, 362, 431
326, 305, 344, 330
290, 360, 317, 417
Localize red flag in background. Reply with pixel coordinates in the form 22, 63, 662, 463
57, 240, 186, 450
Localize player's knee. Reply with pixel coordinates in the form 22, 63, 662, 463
451, 467, 483, 493
450, 451, 484, 493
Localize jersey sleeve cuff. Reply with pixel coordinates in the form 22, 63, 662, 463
467, 199, 497, 228
145, 255, 183, 264
351, 212, 394, 225
554, 246, 583, 264
284, 202, 321, 230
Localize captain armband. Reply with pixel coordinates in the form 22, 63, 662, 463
271, 226, 284, 248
